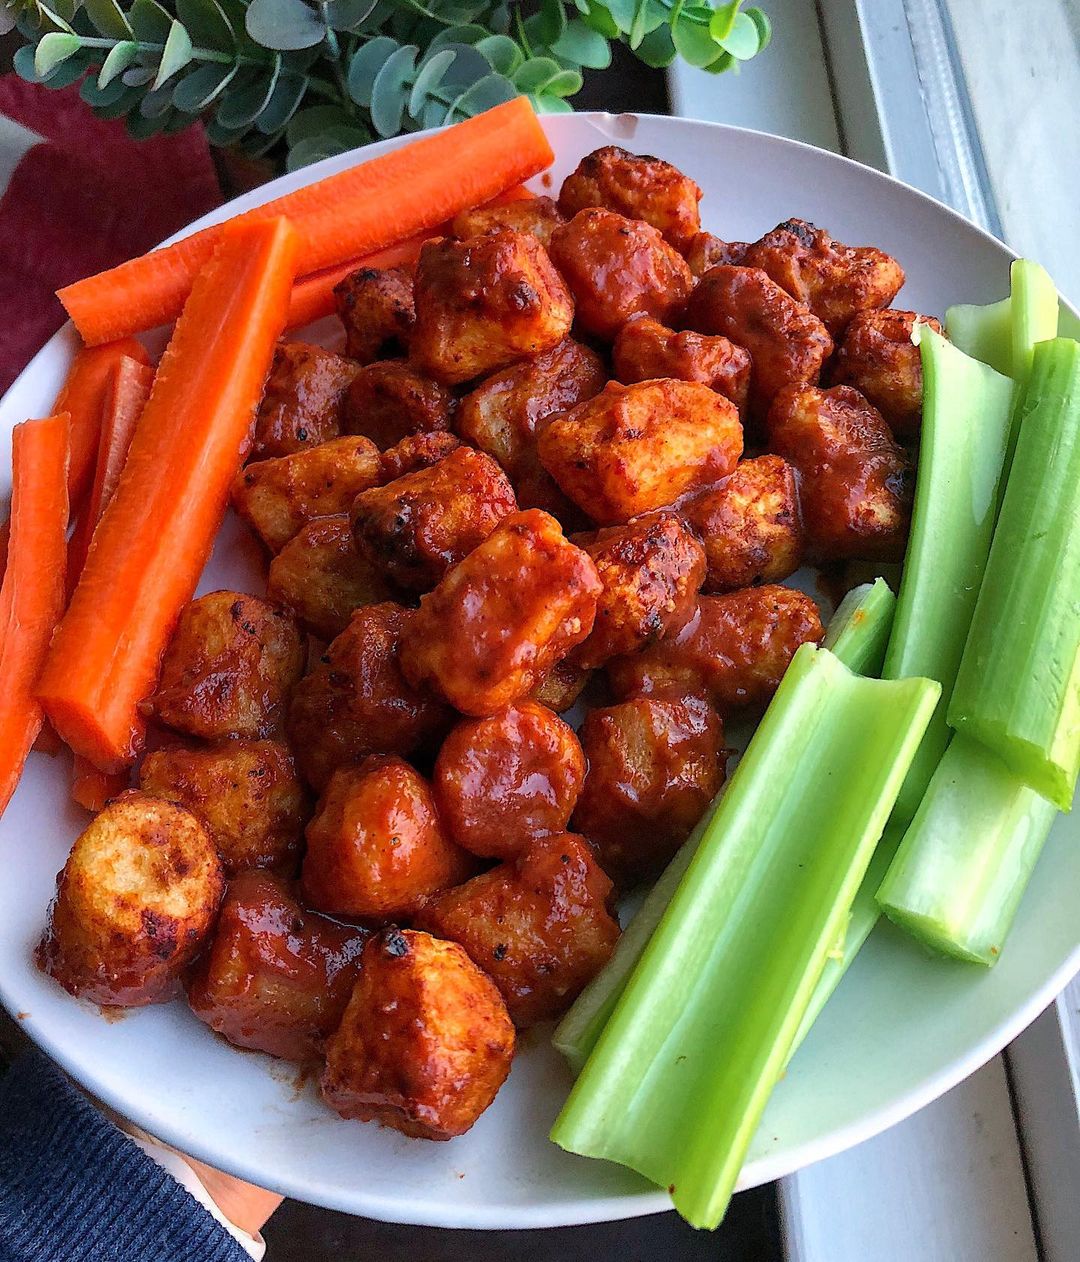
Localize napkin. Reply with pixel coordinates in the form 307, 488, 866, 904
0, 76, 222, 391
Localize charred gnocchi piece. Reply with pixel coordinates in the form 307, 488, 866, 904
607, 586, 824, 713
742, 218, 905, 335
321, 928, 515, 1140
767, 384, 912, 562
232, 436, 382, 553
333, 265, 414, 365
287, 603, 453, 792
681, 454, 803, 593
415, 833, 620, 1027
574, 511, 706, 669
434, 702, 586, 859
410, 230, 574, 384
538, 379, 742, 526
558, 146, 702, 250
342, 360, 456, 450
573, 695, 726, 885
379, 431, 461, 482
148, 592, 304, 742
683, 265, 834, 421
531, 659, 592, 713
267, 515, 393, 642
38, 791, 224, 1007
252, 342, 358, 461
139, 739, 309, 876
548, 209, 693, 342
400, 510, 602, 717
612, 316, 751, 414
829, 309, 943, 439
186, 871, 366, 1062
302, 756, 472, 920
684, 232, 748, 277
350, 447, 517, 592
451, 195, 566, 249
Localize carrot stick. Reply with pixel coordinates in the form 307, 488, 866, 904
0, 413, 69, 815
39, 216, 299, 772
66, 355, 155, 592
58, 98, 552, 346
71, 757, 129, 812
33, 722, 63, 757
286, 234, 431, 331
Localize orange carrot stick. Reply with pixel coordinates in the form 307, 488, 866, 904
58, 98, 553, 345
66, 355, 155, 592
286, 235, 431, 331
39, 216, 299, 772
71, 758, 129, 812
0, 413, 69, 815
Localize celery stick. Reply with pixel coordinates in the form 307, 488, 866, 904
822, 578, 895, 676
553, 581, 895, 1075
949, 338, 1080, 809
550, 645, 939, 1230
877, 734, 1057, 964
945, 258, 1058, 382
945, 295, 1012, 375
883, 327, 1014, 824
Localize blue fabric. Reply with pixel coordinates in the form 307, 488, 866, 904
0, 1049, 248, 1262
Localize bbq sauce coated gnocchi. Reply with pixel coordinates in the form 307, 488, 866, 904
45, 138, 936, 1145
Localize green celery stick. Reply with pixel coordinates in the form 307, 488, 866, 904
877, 734, 1057, 964
949, 337, 1080, 809
822, 577, 895, 675
552, 581, 896, 1076
883, 327, 1014, 824
551, 645, 939, 1230
945, 295, 1012, 375
945, 258, 1058, 382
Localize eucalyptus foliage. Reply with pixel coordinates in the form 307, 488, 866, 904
3, 0, 770, 170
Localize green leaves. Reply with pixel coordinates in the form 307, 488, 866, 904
10, 0, 771, 172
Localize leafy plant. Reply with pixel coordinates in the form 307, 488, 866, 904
2, 0, 770, 170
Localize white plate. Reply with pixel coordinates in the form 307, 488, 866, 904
1, 113, 1078, 1230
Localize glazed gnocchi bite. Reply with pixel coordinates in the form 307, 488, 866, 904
612, 316, 751, 414
574, 510, 706, 669
252, 343, 358, 461
742, 218, 905, 335
333, 265, 414, 365
531, 659, 592, 714
410, 229, 574, 384
608, 585, 824, 713
139, 739, 309, 877
548, 209, 693, 341
681, 454, 804, 593
573, 695, 726, 885
342, 360, 456, 450
379, 430, 460, 482
38, 791, 224, 1007
433, 701, 586, 859
767, 384, 911, 562
321, 929, 515, 1140
829, 308, 943, 439
683, 265, 834, 421
558, 145, 702, 250
302, 755, 472, 921
148, 592, 304, 742
399, 510, 602, 716
287, 602, 453, 792
450, 194, 566, 249
415, 833, 620, 1028
232, 436, 382, 553
538, 379, 742, 526
684, 232, 749, 277
187, 871, 367, 1063
350, 446, 517, 592
267, 515, 393, 642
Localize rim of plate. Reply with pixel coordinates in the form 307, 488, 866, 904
3, 111, 1078, 1229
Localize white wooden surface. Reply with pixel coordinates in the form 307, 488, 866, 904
669, 4, 1080, 1257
